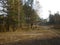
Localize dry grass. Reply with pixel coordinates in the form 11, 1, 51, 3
0, 28, 60, 44
0, 25, 60, 44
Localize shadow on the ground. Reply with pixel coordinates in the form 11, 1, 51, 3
2, 37, 60, 45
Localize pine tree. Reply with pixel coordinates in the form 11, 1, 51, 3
7, 0, 26, 31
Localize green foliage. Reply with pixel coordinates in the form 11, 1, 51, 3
22, 1, 40, 29
0, 0, 40, 32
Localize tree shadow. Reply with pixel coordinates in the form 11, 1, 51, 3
3, 37, 60, 45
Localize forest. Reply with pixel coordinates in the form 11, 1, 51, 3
0, 0, 40, 32
0, 0, 60, 45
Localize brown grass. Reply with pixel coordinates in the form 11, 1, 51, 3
0, 28, 60, 44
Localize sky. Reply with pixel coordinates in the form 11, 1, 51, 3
36, 0, 60, 19
0, 0, 60, 18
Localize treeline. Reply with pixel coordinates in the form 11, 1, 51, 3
0, 0, 40, 32
49, 12, 60, 29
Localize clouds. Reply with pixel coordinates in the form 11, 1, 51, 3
38, 0, 60, 19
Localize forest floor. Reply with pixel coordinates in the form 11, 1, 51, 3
0, 26, 60, 45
